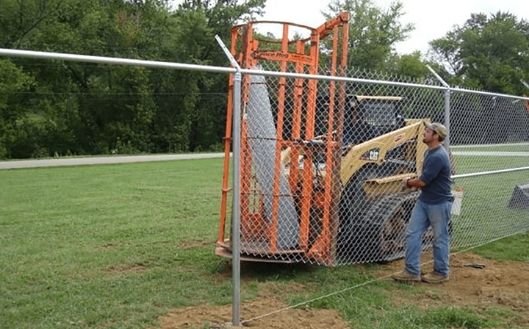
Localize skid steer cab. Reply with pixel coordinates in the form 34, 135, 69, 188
290, 94, 409, 181
216, 12, 433, 265
315, 95, 407, 145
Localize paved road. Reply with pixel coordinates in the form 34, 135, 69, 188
2, 151, 527, 170
0, 153, 224, 170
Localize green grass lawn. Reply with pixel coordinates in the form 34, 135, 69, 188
453, 155, 529, 174
451, 170, 529, 249
1, 158, 528, 329
451, 142, 529, 175
0, 160, 231, 329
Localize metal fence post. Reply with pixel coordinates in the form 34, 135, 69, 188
215, 35, 241, 327
231, 69, 242, 327
426, 65, 451, 147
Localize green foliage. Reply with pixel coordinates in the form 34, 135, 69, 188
3, 1, 526, 160
0, 59, 35, 158
430, 12, 529, 94
0, 0, 265, 159
386, 51, 430, 80
323, 0, 414, 70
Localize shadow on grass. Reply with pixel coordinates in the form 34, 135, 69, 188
213, 260, 318, 280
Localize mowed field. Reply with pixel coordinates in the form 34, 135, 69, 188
1, 157, 528, 329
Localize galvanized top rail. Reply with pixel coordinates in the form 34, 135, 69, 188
453, 166, 529, 179
0, 48, 235, 74
1, 48, 529, 101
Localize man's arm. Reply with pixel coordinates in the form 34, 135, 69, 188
409, 151, 444, 188
405, 177, 426, 189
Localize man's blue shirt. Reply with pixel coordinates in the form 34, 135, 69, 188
419, 146, 453, 204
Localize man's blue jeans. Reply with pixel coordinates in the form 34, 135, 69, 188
405, 199, 452, 276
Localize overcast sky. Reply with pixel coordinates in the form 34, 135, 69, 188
259, 0, 529, 55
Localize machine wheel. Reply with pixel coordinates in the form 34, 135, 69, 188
362, 191, 420, 262
378, 203, 409, 260
336, 166, 379, 262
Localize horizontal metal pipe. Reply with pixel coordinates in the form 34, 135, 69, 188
0, 48, 444, 90
239, 67, 449, 91
2, 48, 529, 100
0, 48, 236, 74
453, 151, 529, 157
453, 166, 529, 179
449, 86, 529, 101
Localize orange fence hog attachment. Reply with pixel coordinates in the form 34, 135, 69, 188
217, 13, 350, 264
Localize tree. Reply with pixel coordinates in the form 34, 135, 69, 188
386, 51, 429, 80
430, 12, 529, 95
323, 0, 414, 71
0, 0, 63, 49
0, 60, 34, 158
0, 0, 267, 158
168, 0, 266, 151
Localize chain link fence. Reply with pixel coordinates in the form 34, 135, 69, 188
217, 64, 529, 266
2, 47, 529, 327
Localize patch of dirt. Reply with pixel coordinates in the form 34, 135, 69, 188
154, 252, 529, 328
156, 278, 334, 329
387, 253, 529, 326
157, 297, 349, 329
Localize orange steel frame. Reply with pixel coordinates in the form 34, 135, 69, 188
218, 13, 350, 264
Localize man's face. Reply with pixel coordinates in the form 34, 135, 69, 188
423, 127, 437, 144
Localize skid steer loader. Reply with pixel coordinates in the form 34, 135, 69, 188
216, 13, 432, 265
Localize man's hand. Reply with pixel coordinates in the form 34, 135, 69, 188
402, 177, 411, 189
403, 176, 425, 190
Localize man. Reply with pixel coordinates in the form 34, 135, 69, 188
392, 122, 453, 284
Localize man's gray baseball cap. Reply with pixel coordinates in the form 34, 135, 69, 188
425, 122, 448, 139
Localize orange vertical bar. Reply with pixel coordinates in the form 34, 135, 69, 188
320, 26, 339, 259
269, 23, 289, 253
299, 31, 320, 253
218, 28, 239, 243
336, 20, 349, 142
288, 41, 305, 193
331, 21, 350, 261
341, 20, 349, 74
240, 120, 252, 216
239, 23, 257, 234
291, 40, 310, 249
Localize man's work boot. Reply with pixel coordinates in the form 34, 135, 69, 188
421, 271, 449, 284
391, 270, 420, 283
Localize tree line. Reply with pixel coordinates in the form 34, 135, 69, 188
0, 0, 527, 159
